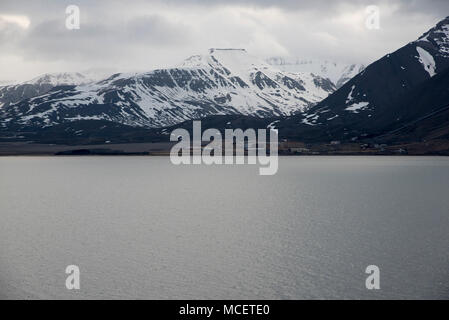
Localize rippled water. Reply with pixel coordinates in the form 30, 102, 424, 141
1, 156, 449, 299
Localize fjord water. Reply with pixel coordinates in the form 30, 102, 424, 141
1, 156, 449, 299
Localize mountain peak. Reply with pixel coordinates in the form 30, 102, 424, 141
436, 16, 449, 27
180, 48, 266, 72
416, 16, 449, 56
25, 72, 92, 86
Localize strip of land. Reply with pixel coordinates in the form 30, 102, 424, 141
1, 140, 448, 156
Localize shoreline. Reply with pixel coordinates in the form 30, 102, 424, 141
1, 140, 449, 156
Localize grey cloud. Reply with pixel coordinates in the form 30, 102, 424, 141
2, 0, 448, 20
14, 14, 191, 62
0, 0, 448, 82
164, 0, 449, 15
125, 15, 191, 45
0, 16, 25, 44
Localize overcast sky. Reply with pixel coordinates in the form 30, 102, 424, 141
0, 0, 448, 83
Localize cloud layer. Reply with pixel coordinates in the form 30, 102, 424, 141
0, 0, 448, 82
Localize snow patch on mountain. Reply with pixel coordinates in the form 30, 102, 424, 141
301, 112, 320, 126
267, 120, 280, 130
346, 85, 356, 103
416, 46, 436, 77
345, 102, 370, 113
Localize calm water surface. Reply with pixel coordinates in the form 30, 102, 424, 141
1, 156, 449, 299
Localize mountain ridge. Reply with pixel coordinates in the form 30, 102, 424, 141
266, 57, 365, 88
266, 16, 449, 143
2, 17, 449, 153
0, 49, 336, 130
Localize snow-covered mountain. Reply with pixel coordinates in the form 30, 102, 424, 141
1, 49, 336, 129
0, 72, 99, 110
24, 72, 95, 86
266, 57, 365, 88
0, 80, 17, 86
270, 16, 449, 143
